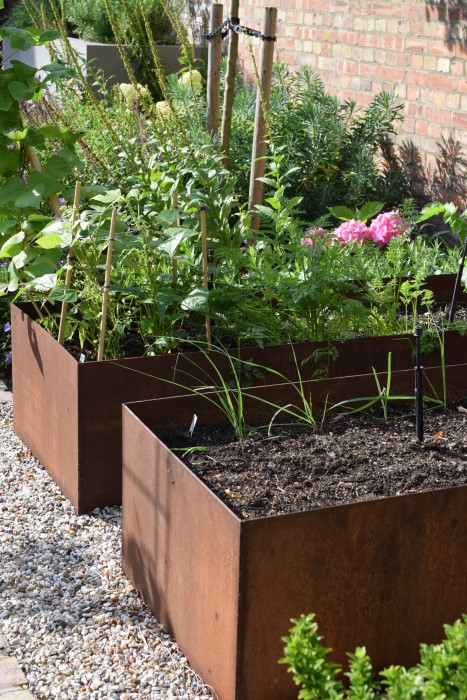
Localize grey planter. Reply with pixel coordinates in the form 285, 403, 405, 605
2, 36, 205, 88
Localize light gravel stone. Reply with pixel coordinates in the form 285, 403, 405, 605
0, 403, 217, 699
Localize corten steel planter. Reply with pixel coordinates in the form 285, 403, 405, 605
11, 289, 467, 512
122, 364, 467, 700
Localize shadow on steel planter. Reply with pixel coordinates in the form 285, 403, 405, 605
122, 365, 467, 700
10, 286, 467, 513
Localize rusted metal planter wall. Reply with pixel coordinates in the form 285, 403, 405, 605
11, 283, 467, 512
122, 365, 467, 700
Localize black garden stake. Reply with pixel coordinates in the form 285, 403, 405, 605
414, 325, 424, 442
447, 235, 467, 322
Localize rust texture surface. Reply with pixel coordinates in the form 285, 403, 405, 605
122, 387, 467, 700
122, 407, 241, 700
11, 301, 467, 512
238, 486, 467, 699
11, 304, 80, 509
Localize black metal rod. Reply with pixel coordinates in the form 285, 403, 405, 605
448, 236, 467, 323
414, 325, 424, 442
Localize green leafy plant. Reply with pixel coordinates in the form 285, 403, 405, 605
280, 613, 467, 699
417, 202, 467, 246
330, 352, 415, 422
0, 26, 81, 307
328, 201, 384, 224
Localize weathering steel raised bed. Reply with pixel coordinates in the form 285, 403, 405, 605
122, 363, 467, 700
11, 273, 467, 512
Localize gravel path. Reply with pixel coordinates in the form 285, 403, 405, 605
0, 402, 217, 700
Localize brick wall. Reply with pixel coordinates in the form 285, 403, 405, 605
228, 1, 467, 205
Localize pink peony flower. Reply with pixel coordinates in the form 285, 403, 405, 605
333, 219, 370, 244
369, 211, 405, 246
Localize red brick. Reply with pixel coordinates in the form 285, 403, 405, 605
453, 112, 467, 128
432, 91, 448, 107
430, 74, 457, 91
430, 42, 455, 57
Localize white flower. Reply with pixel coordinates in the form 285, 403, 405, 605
155, 100, 173, 118
178, 69, 203, 94
119, 83, 150, 105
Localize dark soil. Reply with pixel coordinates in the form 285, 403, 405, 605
162, 404, 467, 519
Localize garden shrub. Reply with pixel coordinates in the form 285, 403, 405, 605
64, 0, 176, 44
10, 0, 177, 44
228, 65, 408, 219
280, 612, 467, 699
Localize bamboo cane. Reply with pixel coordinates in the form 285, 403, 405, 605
248, 7, 277, 237
199, 205, 212, 350
27, 146, 62, 219
57, 181, 81, 345
97, 208, 118, 362
25, 291, 44, 321
221, 0, 240, 165
206, 3, 224, 135
172, 190, 178, 283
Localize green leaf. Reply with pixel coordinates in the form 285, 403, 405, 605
35, 232, 63, 249
36, 124, 64, 139
91, 190, 122, 205
39, 30, 61, 43
62, 184, 107, 200
12, 250, 29, 269
0, 231, 25, 258
5, 126, 28, 141
156, 208, 179, 227
11, 60, 38, 82
181, 287, 209, 313
0, 219, 17, 234
0, 107, 20, 131
356, 201, 384, 223
41, 63, 75, 83
47, 286, 78, 303
39, 219, 73, 246
23, 127, 46, 147
25, 256, 56, 277
8, 31, 38, 51
0, 146, 20, 176
23, 270, 57, 289
7, 261, 19, 292
112, 233, 141, 253
265, 197, 281, 210
15, 186, 44, 209
0, 176, 25, 205
0, 91, 13, 112
8, 81, 34, 101
256, 177, 276, 187
328, 205, 356, 221
416, 203, 445, 223
43, 154, 73, 179
157, 227, 198, 257
29, 170, 62, 197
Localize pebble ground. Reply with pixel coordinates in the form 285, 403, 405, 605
0, 401, 217, 700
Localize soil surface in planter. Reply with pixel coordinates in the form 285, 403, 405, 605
161, 405, 467, 519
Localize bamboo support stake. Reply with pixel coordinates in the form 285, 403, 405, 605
27, 146, 62, 219
57, 181, 81, 345
25, 291, 44, 321
206, 3, 224, 135
172, 190, 178, 283
248, 7, 277, 236
97, 208, 117, 362
199, 205, 212, 350
221, 0, 239, 165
